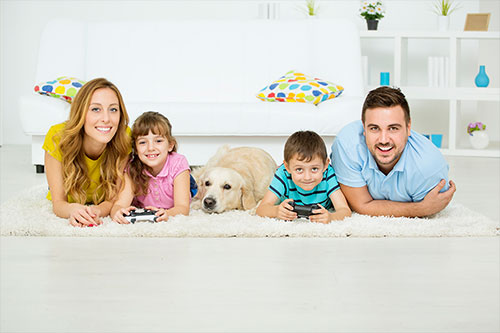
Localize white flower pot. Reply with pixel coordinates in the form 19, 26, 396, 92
469, 131, 489, 149
437, 16, 449, 32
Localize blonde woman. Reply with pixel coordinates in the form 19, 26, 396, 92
43, 78, 130, 227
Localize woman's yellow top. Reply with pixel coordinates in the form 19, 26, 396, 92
43, 123, 105, 204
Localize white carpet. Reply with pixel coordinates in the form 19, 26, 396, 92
0, 185, 498, 238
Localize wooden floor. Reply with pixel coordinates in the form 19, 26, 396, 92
1, 145, 499, 332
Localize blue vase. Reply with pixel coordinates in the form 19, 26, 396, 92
475, 65, 490, 88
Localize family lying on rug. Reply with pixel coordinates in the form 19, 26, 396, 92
43, 78, 456, 227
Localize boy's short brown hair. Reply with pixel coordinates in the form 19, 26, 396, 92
284, 130, 328, 164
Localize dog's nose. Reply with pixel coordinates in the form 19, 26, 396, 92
203, 197, 216, 210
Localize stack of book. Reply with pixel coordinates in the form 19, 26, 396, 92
428, 56, 449, 87
362, 56, 369, 85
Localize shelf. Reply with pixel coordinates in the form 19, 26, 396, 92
441, 149, 500, 157
441, 141, 500, 158
360, 31, 500, 40
365, 86, 453, 100
457, 31, 500, 40
365, 86, 500, 101
360, 30, 499, 158
405, 88, 455, 100
454, 88, 500, 101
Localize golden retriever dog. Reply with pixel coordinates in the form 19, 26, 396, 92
191, 146, 277, 213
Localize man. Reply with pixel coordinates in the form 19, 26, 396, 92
331, 86, 456, 217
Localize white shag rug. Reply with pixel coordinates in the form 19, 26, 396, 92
0, 185, 498, 238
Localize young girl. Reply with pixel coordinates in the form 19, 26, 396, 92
43, 78, 131, 227
111, 111, 191, 223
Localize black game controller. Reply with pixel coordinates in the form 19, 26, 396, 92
289, 201, 321, 218
124, 208, 158, 223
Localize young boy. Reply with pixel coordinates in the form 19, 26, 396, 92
256, 131, 351, 223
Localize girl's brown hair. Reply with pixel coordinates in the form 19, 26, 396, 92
58, 78, 130, 204
129, 111, 177, 196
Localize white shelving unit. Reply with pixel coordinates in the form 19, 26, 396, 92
360, 31, 500, 158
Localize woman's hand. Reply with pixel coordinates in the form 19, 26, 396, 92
68, 204, 102, 227
112, 206, 136, 224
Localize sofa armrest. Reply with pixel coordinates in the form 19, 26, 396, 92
19, 95, 70, 135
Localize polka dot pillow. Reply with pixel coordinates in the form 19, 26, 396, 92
256, 70, 344, 105
34, 76, 86, 103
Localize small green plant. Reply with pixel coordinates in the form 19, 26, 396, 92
433, 0, 460, 16
359, 1, 385, 21
304, 0, 319, 16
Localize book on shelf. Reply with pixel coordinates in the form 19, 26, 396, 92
362, 56, 369, 86
428, 56, 449, 88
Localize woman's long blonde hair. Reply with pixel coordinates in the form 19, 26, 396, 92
129, 111, 177, 196
58, 78, 130, 204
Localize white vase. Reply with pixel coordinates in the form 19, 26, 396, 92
469, 131, 489, 149
437, 16, 449, 32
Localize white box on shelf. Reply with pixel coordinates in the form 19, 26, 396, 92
362, 56, 369, 86
428, 56, 450, 88
438, 56, 445, 87
428, 56, 434, 87
444, 56, 449, 88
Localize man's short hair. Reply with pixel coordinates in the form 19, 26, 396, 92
361, 86, 410, 124
284, 131, 328, 164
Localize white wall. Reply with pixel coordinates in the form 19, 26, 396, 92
0, 0, 262, 145
1, 0, 498, 145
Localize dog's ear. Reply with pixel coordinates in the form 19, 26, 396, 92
194, 171, 206, 200
190, 166, 204, 183
240, 179, 257, 210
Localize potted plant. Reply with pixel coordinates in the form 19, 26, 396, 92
359, 1, 385, 31
432, 0, 460, 31
302, 0, 319, 17
467, 121, 489, 149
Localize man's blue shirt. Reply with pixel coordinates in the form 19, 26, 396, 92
330, 120, 449, 202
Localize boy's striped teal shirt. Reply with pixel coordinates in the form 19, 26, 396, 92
269, 164, 340, 210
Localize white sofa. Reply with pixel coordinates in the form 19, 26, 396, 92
20, 18, 364, 172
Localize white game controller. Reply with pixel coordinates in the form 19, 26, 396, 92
124, 208, 158, 223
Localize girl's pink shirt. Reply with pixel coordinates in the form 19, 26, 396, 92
132, 152, 190, 209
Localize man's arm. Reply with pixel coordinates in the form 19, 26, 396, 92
340, 179, 456, 217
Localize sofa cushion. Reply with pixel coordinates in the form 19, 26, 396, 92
20, 95, 362, 137
256, 70, 344, 105
34, 76, 86, 103
126, 98, 361, 137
